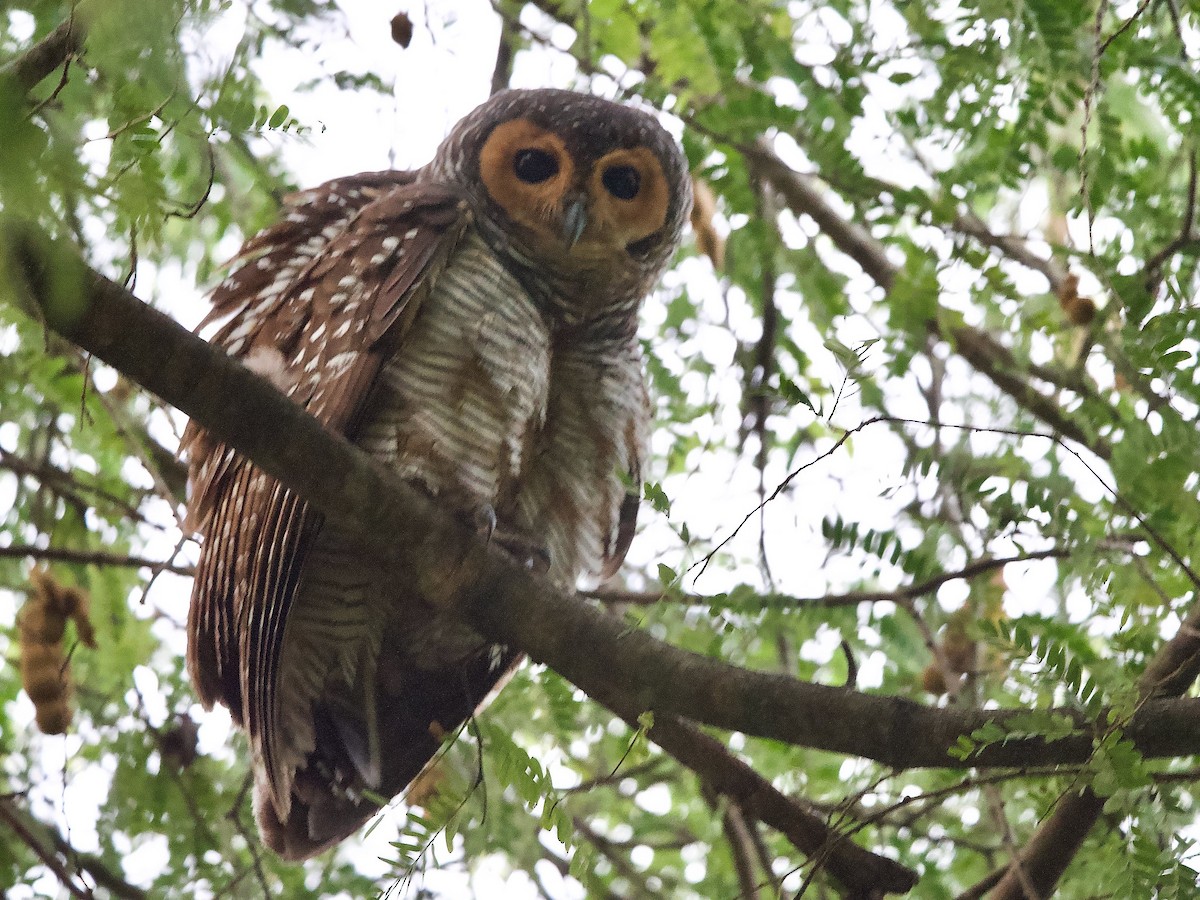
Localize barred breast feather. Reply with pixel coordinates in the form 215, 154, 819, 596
184, 172, 646, 859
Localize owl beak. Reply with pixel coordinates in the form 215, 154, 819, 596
562, 196, 588, 248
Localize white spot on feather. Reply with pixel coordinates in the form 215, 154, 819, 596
243, 346, 295, 392
327, 351, 357, 374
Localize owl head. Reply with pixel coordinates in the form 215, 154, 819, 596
429, 89, 692, 308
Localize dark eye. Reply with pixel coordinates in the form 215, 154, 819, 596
513, 148, 559, 184
602, 165, 641, 200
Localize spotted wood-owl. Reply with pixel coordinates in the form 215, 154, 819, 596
183, 89, 691, 859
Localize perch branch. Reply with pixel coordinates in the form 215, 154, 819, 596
13, 224, 1200, 897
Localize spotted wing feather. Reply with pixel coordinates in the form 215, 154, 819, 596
184, 173, 470, 768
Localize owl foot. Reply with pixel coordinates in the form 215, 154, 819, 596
493, 531, 552, 574
466, 503, 551, 574
470, 504, 498, 542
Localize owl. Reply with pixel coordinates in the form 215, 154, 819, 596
183, 88, 691, 859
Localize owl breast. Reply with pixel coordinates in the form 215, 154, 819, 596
356, 230, 552, 515
273, 226, 644, 787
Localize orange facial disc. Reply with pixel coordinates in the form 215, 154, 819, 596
589, 147, 670, 248
478, 119, 573, 232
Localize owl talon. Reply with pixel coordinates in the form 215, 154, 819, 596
470, 504, 498, 542
493, 533, 551, 575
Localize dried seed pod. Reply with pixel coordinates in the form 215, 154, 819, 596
159, 712, 200, 770
921, 662, 949, 697
1057, 272, 1097, 326
390, 11, 414, 48
18, 568, 96, 735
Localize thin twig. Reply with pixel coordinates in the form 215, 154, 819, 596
0, 797, 94, 899
1099, 0, 1155, 54
559, 758, 671, 795
589, 549, 1071, 608
0, 543, 194, 576
718, 798, 762, 900
1080, 0, 1110, 257
693, 415, 1187, 594
573, 816, 660, 899
0, 447, 154, 524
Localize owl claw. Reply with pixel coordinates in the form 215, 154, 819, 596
493, 533, 551, 575
471, 504, 498, 542
465, 506, 548, 572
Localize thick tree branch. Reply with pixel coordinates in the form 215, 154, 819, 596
0, 16, 86, 95
15, 225, 1200, 900
9, 225, 1200, 774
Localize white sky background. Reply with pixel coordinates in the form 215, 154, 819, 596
3, 0, 1161, 896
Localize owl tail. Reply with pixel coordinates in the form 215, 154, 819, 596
254, 644, 522, 860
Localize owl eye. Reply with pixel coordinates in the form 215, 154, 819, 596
513, 148, 560, 184
601, 165, 641, 200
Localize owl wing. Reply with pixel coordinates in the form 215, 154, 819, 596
184, 172, 471, 751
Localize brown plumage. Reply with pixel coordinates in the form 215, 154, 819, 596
183, 88, 691, 859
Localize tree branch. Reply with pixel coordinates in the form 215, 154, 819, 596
0, 447, 155, 524
573, 816, 660, 898
11, 225, 1200, 878
0, 797, 92, 899
952, 210, 1068, 295
713, 794, 761, 900
490, 2, 518, 96
588, 549, 1072, 608
0, 16, 86, 95
946, 325, 1111, 459
0, 543, 193, 576
0, 795, 148, 900
742, 140, 1112, 460
607, 703, 918, 895
989, 571, 1200, 898
743, 139, 897, 292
